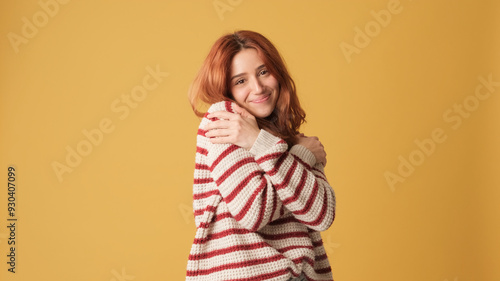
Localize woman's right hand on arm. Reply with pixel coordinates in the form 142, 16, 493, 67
294, 133, 327, 167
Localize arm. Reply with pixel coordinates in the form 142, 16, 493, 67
203, 102, 283, 232
204, 101, 335, 232
249, 128, 336, 231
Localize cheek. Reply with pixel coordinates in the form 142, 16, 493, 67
267, 76, 280, 91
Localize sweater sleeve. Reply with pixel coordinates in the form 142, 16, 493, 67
204, 101, 335, 232
249, 129, 336, 231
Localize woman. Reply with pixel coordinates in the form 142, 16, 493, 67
186, 30, 336, 281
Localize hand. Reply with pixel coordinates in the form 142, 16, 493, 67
294, 133, 327, 166
204, 104, 260, 150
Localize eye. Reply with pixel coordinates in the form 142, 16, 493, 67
259, 69, 269, 76
235, 78, 245, 85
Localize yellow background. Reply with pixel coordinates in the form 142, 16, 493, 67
1, 0, 499, 280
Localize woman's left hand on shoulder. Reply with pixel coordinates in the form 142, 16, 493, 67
204, 104, 260, 150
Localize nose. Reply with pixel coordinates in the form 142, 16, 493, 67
250, 76, 264, 94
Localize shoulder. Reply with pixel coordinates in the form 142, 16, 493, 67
205, 100, 237, 116
197, 100, 237, 131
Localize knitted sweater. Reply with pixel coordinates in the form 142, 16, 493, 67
186, 101, 336, 281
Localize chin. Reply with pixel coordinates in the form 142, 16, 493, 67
250, 107, 273, 119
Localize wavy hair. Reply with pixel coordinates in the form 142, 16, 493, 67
188, 30, 306, 146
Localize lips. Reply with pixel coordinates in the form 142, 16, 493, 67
252, 94, 270, 103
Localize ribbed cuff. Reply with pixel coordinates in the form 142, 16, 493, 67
249, 129, 281, 157
289, 144, 317, 167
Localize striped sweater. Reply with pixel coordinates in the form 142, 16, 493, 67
186, 101, 336, 281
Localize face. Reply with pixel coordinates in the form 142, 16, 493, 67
229, 48, 279, 118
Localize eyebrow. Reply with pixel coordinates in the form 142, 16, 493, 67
230, 64, 266, 81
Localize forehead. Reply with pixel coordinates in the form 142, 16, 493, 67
230, 48, 265, 74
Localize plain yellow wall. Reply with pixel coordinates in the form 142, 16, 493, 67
1, 1, 499, 280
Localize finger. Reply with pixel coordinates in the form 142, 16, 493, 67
208, 136, 233, 145
204, 119, 231, 131
206, 128, 232, 138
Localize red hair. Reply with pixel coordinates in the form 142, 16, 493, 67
188, 30, 306, 146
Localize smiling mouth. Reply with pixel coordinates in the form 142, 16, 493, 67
252, 94, 270, 103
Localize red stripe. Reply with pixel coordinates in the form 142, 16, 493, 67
275, 159, 298, 190
189, 241, 270, 260
270, 188, 278, 223
315, 266, 332, 274
196, 146, 208, 156
315, 253, 328, 262
193, 177, 213, 185
197, 128, 207, 137
291, 256, 333, 278
193, 189, 219, 200
292, 154, 312, 170
293, 180, 319, 216
186, 254, 284, 276
311, 165, 328, 182
216, 157, 256, 185
193, 228, 251, 244
293, 256, 332, 276
193, 205, 216, 216
195, 163, 210, 170
281, 169, 307, 205
266, 152, 288, 176
197, 212, 233, 229
268, 215, 299, 226
225, 100, 234, 113
312, 166, 327, 178
312, 239, 324, 248
277, 245, 314, 254
211, 145, 239, 171
251, 181, 268, 230
223, 170, 262, 203
292, 256, 315, 267
256, 152, 282, 165
313, 170, 328, 182
198, 222, 210, 228
212, 212, 232, 223
233, 178, 267, 227
315, 174, 328, 182
204, 111, 218, 122
302, 186, 328, 226
259, 231, 309, 240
